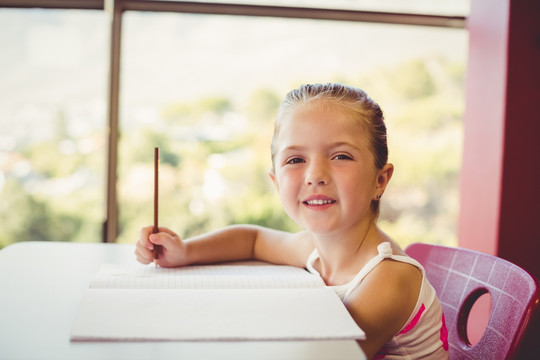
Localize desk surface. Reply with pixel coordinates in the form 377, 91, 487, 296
0, 242, 366, 360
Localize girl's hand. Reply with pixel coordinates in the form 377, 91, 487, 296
134, 226, 189, 267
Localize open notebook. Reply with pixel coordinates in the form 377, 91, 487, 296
70, 262, 365, 342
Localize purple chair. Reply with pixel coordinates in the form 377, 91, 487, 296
405, 243, 539, 359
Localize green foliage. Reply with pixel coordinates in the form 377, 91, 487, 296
22, 141, 81, 178
244, 88, 281, 123
0, 180, 84, 247
161, 96, 232, 126
391, 60, 437, 100
122, 127, 180, 166
1, 57, 463, 249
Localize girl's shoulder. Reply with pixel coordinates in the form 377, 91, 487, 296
344, 244, 423, 353
369, 239, 423, 291
346, 239, 423, 322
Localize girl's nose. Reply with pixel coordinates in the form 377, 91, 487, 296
305, 161, 329, 186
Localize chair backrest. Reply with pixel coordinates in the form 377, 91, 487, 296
405, 243, 539, 360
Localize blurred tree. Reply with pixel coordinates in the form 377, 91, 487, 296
0, 180, 82, 247
392, 59, 437, 99
244, 88, 281, 123
23, 141, 80, 178
161, 96, 232, 126
2, 58, 463, 249
55, 109, 69, 140
123, 128, 180, 166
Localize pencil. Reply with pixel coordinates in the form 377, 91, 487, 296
153, 147, 161, 267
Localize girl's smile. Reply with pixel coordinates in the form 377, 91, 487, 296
302, 194, 337, 211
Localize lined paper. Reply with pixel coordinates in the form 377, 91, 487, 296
90, 262, 326, 289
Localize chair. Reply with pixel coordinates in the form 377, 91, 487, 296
405, 243, 539, 360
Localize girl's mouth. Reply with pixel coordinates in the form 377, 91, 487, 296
303, 199, 336, 205
302, 195, 337, 209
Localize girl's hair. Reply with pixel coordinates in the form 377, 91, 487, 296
271, 83, 389, 215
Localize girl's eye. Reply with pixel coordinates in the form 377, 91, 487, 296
333, 154, 353, 160
286, 157, 305, 165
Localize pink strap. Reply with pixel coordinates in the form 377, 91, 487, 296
440, 312, 449, 351
399, 303, 426, 334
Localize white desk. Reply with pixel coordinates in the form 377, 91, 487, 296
0, 242, 366, 360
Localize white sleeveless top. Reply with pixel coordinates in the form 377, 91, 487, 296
306, 242, 449, 359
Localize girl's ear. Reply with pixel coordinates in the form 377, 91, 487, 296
268, 168, 279, 191
374, 163, 394, 200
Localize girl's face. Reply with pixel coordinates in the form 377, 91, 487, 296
270, 103, 392, 237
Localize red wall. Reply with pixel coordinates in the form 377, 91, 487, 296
459, 0, 540, 357
459, 0, 509, 257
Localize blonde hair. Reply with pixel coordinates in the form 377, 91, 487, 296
271, 83, 389, 214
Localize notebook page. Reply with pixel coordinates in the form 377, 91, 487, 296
90, 263, 325, 289
71, 288, 366, 342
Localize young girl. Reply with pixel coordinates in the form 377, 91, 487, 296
135, 83, 449, 359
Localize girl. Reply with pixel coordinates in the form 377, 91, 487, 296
135, 83, 448, 359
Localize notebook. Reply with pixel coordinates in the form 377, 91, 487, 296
70, 262, 365, 342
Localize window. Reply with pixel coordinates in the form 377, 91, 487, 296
0, 1, 468, 249
0, 8, 108, 247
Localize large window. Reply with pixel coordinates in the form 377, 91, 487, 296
0, 8, 107, 247
0, 1, 467, 249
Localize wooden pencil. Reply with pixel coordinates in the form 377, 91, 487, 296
153, 147, 161, 267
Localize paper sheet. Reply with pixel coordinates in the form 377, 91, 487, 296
71, 288, 365, 341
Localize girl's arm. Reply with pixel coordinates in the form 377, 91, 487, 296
134, 224, 314, 268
